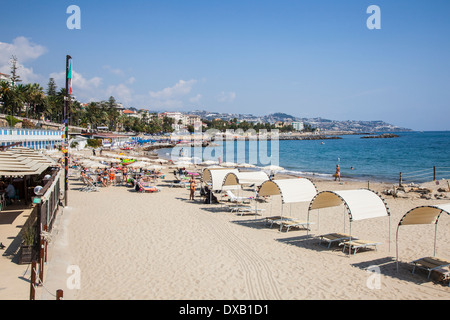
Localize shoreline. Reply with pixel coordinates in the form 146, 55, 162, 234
154, 147, 400, 185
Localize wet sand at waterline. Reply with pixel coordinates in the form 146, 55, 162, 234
40, 170, 449, 300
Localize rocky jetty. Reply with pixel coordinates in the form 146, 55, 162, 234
360, 133, 400, 139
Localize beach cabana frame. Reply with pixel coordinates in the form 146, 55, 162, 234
222, 171, 269, 189
395, 203, 450, 272
257, 178, 318, 229
307, 189, 391, 253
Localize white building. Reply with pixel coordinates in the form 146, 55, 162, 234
0, 128, 64, 150
0, 73, 11, 83
291, 121, 304, 131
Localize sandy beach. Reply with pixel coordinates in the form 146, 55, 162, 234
32, 162, 450, 301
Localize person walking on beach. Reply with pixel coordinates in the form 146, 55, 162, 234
335, 164, 341, 182
189, 176, 196, 200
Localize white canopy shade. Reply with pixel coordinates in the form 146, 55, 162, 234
307, 189, 391, 251
202, 167, 235, 183
398, 203, 450, 226
222, 171, 269, 188
309, 189, 390, 222
208, 168, 239, 191
396, 203, 450, 266
258, 178, 318, 204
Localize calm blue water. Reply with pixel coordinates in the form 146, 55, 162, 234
158, 131, 450, 183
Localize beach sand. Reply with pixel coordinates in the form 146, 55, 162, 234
34, 164, 450, 301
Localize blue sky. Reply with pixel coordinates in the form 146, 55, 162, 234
1, 0, 450, 131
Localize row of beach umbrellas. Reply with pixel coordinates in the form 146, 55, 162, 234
43, 149, 285, 173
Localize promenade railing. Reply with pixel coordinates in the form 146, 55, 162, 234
399, 166, 450, 186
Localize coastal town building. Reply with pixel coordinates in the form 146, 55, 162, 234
0, 128, 63, 150
0, 73, 11, 83
291, 121, 304, 131
122, 109, 139, 118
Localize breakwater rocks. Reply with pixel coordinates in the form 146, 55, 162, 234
211, 135, 342, 141
279, 135, 342, 141
360, 133, 400, 139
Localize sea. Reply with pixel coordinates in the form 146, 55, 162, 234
157, 131, 450, 184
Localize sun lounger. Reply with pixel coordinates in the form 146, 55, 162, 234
411, 257, 450, 280
264, 216, 306, 230
230, 205, 266, 216
279, 219, 313, 232
318, 233, 356, 248
137, 181, 160, 193
80, 176, 99, 192
339, 239, 382, 255
225, 190, 251, 204
264, 216, 283, 227
170, 180, 189, 188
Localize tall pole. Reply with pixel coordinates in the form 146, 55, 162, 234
64, 55, 72, 206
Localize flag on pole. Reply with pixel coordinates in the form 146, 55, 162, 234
68, 60, 73, 95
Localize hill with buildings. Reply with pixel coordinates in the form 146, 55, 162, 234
184, 110, 411, 133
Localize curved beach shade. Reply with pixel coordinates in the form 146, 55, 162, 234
209, 168, 239, 191
396, 203, 450, 268
309, 189, 390, 221
222, 171, 269, 188
307, 189, 391, 249
258, 178, 318, 204
202, 167, 233, 184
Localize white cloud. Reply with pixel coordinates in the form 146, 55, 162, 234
105, 83, 133, 105
0, 36, 47, 84
126, 77, 136, 84
0, 36, 47, 66
103, 65, 124, 76
217, 91, 236, 103
149, 79, 197, 99
147, 79, 198, 110
189, 94, 202, 103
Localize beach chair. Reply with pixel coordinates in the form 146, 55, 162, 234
80, 176, 99, 192
317, 233, 357, 248
339, 239, 382, 255
264, 216, 283, 228
138, 183, 160, 193
225, 190, 251, 204
411, 257, 450, 280
229, 204, 265, 216
278, 219, 314, 232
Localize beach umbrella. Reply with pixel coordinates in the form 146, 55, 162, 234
220, 162, 237, 167
127, 161, 146, 168
147, 164, 164, 171
200, 160, 217, 166
171, 161, 193, 168
175, 160, 193, 166
84, 161, 108, 169
150, 159, 169, 165
262, 165, 284, 171
237, 163, 256, 168
177, 156, 192, 161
